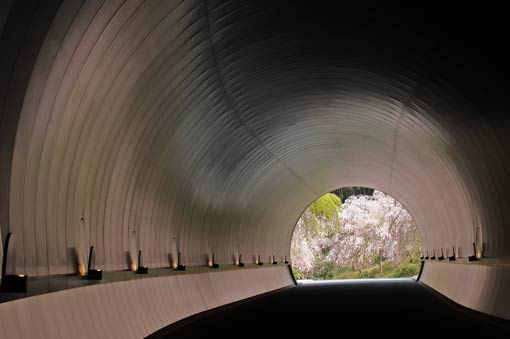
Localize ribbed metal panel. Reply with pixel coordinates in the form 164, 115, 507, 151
0, 266, 293, 338
0, 0, 509, 322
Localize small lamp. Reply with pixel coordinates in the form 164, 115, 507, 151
438, 248, 445, 261
86, 246, 102, 280
468, 243, 478, 261
1, 233, 28, 292
210, 253, 219, 268
176, 252, 186, 271
136, 250, 149, 274
449, 246, 456, 261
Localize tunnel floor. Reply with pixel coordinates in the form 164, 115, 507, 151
149, 278, 510, 338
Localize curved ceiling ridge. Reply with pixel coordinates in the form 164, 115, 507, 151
0, 0, 508, 276
203, 0, 318, 197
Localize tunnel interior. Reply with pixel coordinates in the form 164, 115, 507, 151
0, 1, 509, 336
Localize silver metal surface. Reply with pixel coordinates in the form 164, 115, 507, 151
0, 0, 509, 321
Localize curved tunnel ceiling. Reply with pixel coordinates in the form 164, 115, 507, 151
1, 0, 509, 276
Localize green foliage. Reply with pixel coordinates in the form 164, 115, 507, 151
360, 266, 380, 278
309, 193, 341, 220
299, 193, 342, 239
302, 260, 421, 280
334, 268, 361, 279
292, 267, 304, 280
311, 261, 339, 280
387, 262, 421, 278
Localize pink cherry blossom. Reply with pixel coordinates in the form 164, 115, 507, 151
291, 190, 421, 278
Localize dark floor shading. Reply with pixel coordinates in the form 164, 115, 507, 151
149, 279, 510, 338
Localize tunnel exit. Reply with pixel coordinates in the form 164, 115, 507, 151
291, 188, 422, 281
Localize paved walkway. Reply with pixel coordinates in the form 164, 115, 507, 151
149, 278, 510, 338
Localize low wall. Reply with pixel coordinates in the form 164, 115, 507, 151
420, 261, 510, 320
0, 266, 294, 338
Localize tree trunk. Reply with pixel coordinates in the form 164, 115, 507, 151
379, 249, 383, 275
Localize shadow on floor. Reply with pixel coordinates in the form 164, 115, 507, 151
148, 278, 510, 338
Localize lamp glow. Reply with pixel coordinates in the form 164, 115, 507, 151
78, 264, 86, 277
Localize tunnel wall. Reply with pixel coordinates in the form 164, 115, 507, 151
420, 261, 510, 320
3, 0, 506, 276
1, 0, 509, 325
0, 266, 293, 339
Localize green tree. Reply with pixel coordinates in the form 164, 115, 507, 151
301, 193, 342, 237
291, 193, 342, 278
309, 193, 341, 219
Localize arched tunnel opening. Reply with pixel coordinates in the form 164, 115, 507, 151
291, 188, 423, 281
0, 1, 509, 337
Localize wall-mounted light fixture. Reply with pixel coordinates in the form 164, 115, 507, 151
176, 252, 186, 271
449, 246, 456, 261
86, 246, 102, 280
438, 248, 445, 261
468, 242, 478, 261
210, 253, 219, 268
136, 250, 149, 274
1, 233, 28, 293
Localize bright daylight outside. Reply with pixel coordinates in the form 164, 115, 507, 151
291, 188, 422, 281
